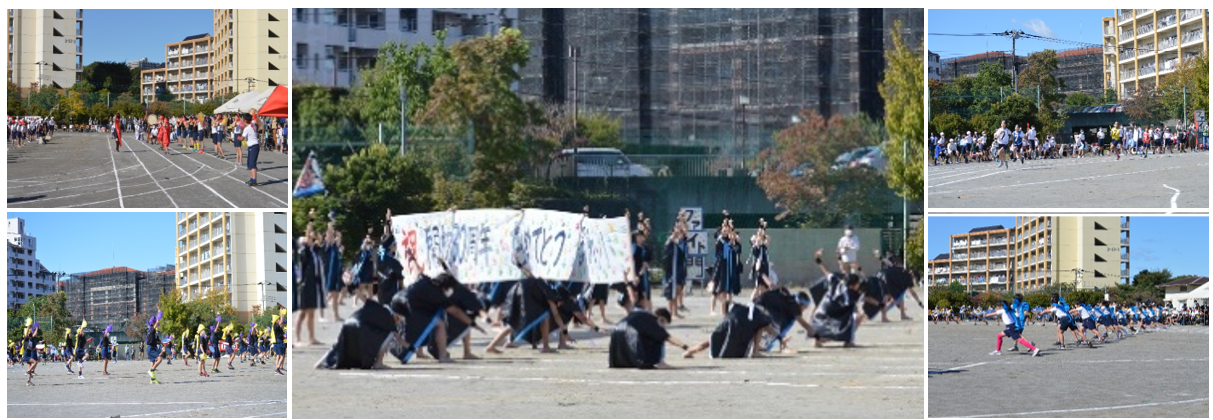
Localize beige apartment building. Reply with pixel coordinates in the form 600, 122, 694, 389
7, 9, 83, 93
140, 9, 286, 104
929, 225, 1015, 293
1103, 9, 1208, 99
931, 217, 1131, 293
175, 212, 290, 322
1015, 216, 1129, 292
140, 34, 213, 103
212, 9, 287, 96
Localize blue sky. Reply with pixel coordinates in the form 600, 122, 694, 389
84, 9, 212, 66
928, 216, 1209, 280
929, 9, 1114, 61
7, 212, 176, 276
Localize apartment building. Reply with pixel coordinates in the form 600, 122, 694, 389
1014, 216, 1129, 292
1103, 9, 1208, 98
930, 225, 1015, 293
292, 8, 516, 88
139, 9, 286, 103
175, 212, 289, 322
928, 50, 941, 81
212, 9, 288, 96
7, 9, 83, 93
63, 266, 176, 341
7, 218, 56, 310
140, 34, 213, 103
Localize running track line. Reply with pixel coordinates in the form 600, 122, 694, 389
927, 360, 999, 375
8, 402, 210, 406
7, 164, 144, 195
66, 166, 234, 208
930, 163, 1205, 196
954, 397, 1209, 418
452, 364, 922, 377
1163, 184, 1180, 212
106, 137, 125, 208
128, 135, 237, 207
247, 411, 288, 418
121, 139, 178, 207
163, 142, 289, 207
339, 372, 921, 390
10, 166, 205, 207
7, 163, 113, 182
121, 400, 285, 418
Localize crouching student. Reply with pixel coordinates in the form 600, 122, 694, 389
609, 308, 689, 369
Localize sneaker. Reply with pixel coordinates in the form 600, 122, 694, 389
1009, 346, 1019, 352
1031, 348, 1040, 357
988, 350, 1001, 356
66, 365, 73, 373
275, 368, 284, 376
78, 374, 83, 379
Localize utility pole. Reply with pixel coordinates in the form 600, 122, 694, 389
569, 45, 579, 130
405, 74, 414, 155
1008, 30, 1023, 91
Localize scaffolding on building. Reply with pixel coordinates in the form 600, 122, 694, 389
63, 266, 176, 339
517, 9, 924, 154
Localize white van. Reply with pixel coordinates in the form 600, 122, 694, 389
551, 148, 653, 178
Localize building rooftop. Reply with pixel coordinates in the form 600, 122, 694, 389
942, 51, 1019, 63
931, 253, 950, 261
1056, 47, 1103, 58
182, 33, 210, 42
968, 225, 1007, 234
1156, 276, 1209, 289
78, 266, 144, 277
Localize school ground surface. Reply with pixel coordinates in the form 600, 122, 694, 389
928, 322, 1209, 418
6, 353, 287, 417
7, 131, 289, 208
926, 151, 1209, 209
292, 292, 924, 418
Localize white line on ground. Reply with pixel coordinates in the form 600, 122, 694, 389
129, 136, 236, 207
107, 140, 125, 208
121, 140, 178, 208
928, 360, 996, 375
122, 400, 286, 418
954, 397, 1209, 418
7, 165, 156, 196
338, 372, 921, 390
8, 402, 210, 406
930, 163, 1205, 196
10, 166, 206, 207
7, 163, 114, 182
246, 411, 289, 418
1163, 184, 1180, 212
167, 145, 289, 206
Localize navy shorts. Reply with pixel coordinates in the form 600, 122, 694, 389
212, 133, 221, 144
100, 348, 112, 360
1002, 326, 1022, 340
1082, 318, 1097, 330
211, 345, 222, 359
246, 145, 260, 170
1058, 317, 1078, 331
147, 344, 161, 361
272, 343, 285, 356
75, 350, 87, 360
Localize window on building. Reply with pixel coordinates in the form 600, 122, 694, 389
275, 264, 287, 273
269, 45, 279, 55
268, 13, 279, 22
268, 62, 279, 71
400, 9, 418, 32
268, 30, 279, 38
274, 224, 286, 234
295, 9, 306, 22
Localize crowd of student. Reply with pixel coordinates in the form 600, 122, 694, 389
10, 311, 287, 386
294, 207, 924, 370
7, 116, 55, 149
932, 121, 1207, 166
931, 297, 1207, 356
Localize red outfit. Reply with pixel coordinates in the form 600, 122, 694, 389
158, 122, 170, 148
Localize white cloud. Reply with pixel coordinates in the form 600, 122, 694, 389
1016, 18, 1057, 38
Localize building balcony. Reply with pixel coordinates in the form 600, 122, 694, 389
1121, 253, 1130, 260
1121, 269, 1130, 277
1121, 220, 1130, 229
1181, 29, 1204, 47
1180, 9, 1203, 23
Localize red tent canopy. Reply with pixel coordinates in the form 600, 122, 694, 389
256, 85, 288, 118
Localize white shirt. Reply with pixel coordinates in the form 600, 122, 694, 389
242, 124, 258, 146
995, 128, 1009, 145
996, 307, 1014, 325
837, 234, 859, 262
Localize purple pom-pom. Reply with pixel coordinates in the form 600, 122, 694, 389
32, 321, 39, 329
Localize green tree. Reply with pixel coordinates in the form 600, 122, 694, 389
879, 19, 924, 208
310, 143, 435, 258
1017, 50, 1065, 107
351, 34, 456, 128
6, 292, 74, 346
947, 281, 966, 295
1158, 52, 1209, 121
1131, 268, 1173, 291
1102, 88, 1118, 104
419, 28, 537, 207
7, 81, 25, 116
1123, 88, 1165, 126
929, 113, 969, 138
122, 311, 151, 346
754, 111, 888, 227
1064, 92, 1096, 110
577, 113, 624, 149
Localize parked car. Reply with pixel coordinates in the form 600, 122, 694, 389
852, 146, 887, 172
551, 148, 653, 178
